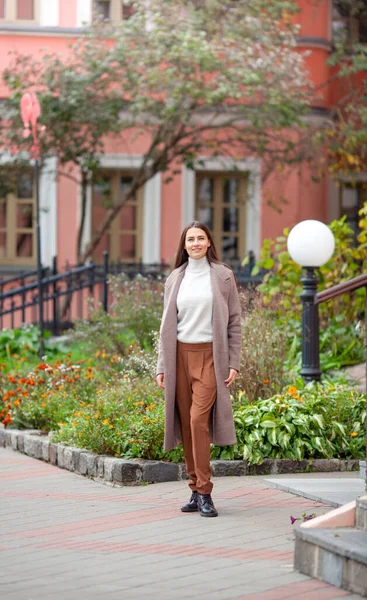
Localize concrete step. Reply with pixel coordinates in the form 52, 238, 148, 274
357, 496, 367, 531
294, 527, 367, 597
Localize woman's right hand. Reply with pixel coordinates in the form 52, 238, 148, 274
156, 373, 165, 390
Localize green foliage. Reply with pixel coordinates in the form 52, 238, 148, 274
0, 325, 70, 360
255, 209, 367, 329
3, 351, 364, 466
285, 316, 366, 374
212, 383, 366, 463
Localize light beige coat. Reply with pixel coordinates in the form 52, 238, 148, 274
157, 261, 242, 451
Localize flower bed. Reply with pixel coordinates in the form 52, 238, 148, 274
1, 355, 365, 465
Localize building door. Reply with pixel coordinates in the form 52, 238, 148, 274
0, 171, 36, 267
92, 171, 143, 263
195, 173, 247, 262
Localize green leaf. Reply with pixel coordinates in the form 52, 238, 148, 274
312, 414, 324, 429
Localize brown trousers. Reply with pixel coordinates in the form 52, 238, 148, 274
176, 341, 217, 495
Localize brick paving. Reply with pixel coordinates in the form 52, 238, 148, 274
0, 447, 364, 600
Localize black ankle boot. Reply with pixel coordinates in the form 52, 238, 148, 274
197, 493, 218, 517
181, 491, 198, 513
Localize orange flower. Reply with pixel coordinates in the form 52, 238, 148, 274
2, 415, 12, 427
87, 366, 93, 372
263, 379, 270, 384
287, 385, 297, 395
26, 378, 35, 386
350, 432, 358, 437
87, 374, 94, 380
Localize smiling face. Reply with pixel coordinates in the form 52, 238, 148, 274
185, 227, 211, 260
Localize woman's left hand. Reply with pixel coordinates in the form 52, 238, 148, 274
225, 368, 238, 388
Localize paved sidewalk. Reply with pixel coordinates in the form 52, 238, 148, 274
265, 472, 366, 507
0, 448, 364, 600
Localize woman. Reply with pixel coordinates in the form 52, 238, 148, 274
156, 222, 241, 517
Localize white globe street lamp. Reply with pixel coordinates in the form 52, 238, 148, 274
287, 220, 335, 382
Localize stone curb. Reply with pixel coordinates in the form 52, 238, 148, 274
0, 428, 359, 486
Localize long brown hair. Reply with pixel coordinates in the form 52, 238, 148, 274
174, 222, 223, 269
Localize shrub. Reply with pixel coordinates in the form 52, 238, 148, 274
73, 274, 164, 354
285, 315, 366, 373
50, 377, 184, 462
0, 324, 70, 360
0, 358, 99, 430
235, 383, 366, 464
234, 290, 288, 402
253, 208, 367, 328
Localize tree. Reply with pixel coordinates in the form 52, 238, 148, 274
322, 0, 367, 178
1, 0, 313, 264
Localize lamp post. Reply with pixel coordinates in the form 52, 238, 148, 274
287, 220, 335, 383
20, 93, 44, 359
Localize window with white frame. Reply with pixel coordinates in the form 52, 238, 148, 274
93, 0, 134, 23
0, 0, 40, 24
195, 172, 247, 262
92, 171, 143, 263
333, 1, 367, 48
0, 171, 37, 266
339, 182, 367, 240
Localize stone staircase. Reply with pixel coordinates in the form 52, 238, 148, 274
294, 495, 367, 597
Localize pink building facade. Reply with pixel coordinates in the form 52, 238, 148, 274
0, 0, 363, 273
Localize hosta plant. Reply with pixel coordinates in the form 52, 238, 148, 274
238, 383, 366, 464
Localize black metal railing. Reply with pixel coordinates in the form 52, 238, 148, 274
0, 251, 263, 334
0, 253, 110, 334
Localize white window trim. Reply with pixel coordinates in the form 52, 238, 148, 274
40, 0, 58, 27
81, 154, 161, 264
77, 0, 92, 27
39, 156, 57, 267
182, 157, 262, 256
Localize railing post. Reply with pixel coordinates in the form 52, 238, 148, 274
35, 159, 45, 359
300, 267, 321, 383
103, 251, 109, 313
365, 286, 367, 488
89, 262, 95, 315
11, 300, 15, 329
52, 256, 58, 336
248, 250, 255, 275
21, 275, 26, 325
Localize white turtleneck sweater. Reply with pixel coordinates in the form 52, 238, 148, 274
176, 256, 213, 343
